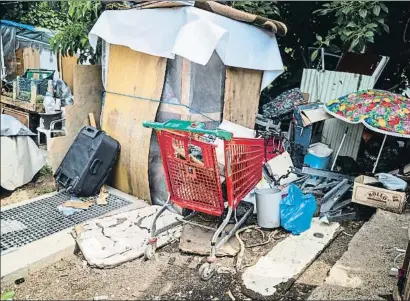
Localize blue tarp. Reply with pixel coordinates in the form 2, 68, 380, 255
0, 20, 36, 31
1, 19, 54, 80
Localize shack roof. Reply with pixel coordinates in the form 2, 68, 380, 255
132, 1, 287, 37
1, 19, 54, 45
89, 3, 286, 89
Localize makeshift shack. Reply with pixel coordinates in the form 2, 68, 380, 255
0, 20, 59, 81
88, 2, 287, 201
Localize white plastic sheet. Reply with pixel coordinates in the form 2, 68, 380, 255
1, 136, 45, 191
89, 7, 284, 90
1, 114, 35, 136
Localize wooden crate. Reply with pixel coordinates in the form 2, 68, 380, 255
352, 175, 407, 213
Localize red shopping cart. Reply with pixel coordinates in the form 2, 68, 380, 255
142, 120, 265, 280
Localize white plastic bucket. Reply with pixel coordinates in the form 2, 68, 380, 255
255, 188, 282, 229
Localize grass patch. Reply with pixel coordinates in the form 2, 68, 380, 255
39, 165, 53, 177
33, 186, 56, 196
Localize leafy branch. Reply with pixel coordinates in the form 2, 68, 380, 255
311, 1, 389, 61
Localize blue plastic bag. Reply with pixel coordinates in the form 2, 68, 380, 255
280, 184, 316, 235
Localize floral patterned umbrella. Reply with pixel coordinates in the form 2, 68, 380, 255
325, 89, 410, 173
325, 89, 410, 138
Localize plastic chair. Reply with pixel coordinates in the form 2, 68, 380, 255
37, 118, 66, 150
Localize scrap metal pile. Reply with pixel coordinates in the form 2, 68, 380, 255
255, 88, 410, 227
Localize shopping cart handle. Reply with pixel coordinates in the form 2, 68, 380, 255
142, 120, 233, 140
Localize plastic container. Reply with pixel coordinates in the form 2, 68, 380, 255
43, 92, 56, 114
304, 142, 333, 169
255, 188, 282, 228
39, 111, 62, 130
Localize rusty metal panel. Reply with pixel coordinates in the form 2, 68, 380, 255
300, 69, 375, 160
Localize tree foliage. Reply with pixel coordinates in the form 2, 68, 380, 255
311, 1, 390, 61
229, 1, 280, 19
1, 1, 408, 94
50, 1, 103, 64
20, 2, 69, 30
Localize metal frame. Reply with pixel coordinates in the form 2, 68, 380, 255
144, 120, 262, 280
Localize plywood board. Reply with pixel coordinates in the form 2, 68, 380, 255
48, 65, 103, 172
22, 48, 40, 71
223, 67, 262, 128
59, 54, 78, 92
102, 45, 167, 201
15, 48, 24, 75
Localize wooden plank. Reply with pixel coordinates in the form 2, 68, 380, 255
223, 67, 262, 128
1, 95, 37, 112
48, 65, 103, 172
22, 47, 40, 71
15, 48, 24, 75
180, 58, 191, 120
30, 84, 37, 105
2, 107, 29, 127
60, 55, 77, 93
88, 113, 97, 128
102, 45, 167, 201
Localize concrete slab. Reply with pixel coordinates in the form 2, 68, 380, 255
75, 206, 182, 268
1, 228, 75, 286
0, 187, 148, 286
308, 209, 410, 300
242, 218, 340, 296
179, 224, 240, 256
309, 284, 385, 300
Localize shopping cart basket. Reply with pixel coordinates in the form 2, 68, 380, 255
142, 119, 265, 280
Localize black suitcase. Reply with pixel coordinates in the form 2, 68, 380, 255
55, 126, 120, 196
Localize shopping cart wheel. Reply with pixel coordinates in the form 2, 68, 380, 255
144, 243, 156, 260
199, 262, 216, 281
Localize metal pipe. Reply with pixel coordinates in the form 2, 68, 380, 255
372, 134, 387, 173
16, 35, 50, 47
177, 218, 217, 232
331, 127, 348, 171
209, 207, 232, 259
321, 48, 325, 71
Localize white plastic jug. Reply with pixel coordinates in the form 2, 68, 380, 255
255, 188, 282, 229
43, 92, 56, 114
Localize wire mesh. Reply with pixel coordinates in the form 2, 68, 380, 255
159, 130, 224, 216
0, 191, 132, 254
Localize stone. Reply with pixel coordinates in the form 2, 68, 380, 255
179, 224, 240, 256
308, 209, 410, 300
242, 218, 340, 296
75, 206, 182, 268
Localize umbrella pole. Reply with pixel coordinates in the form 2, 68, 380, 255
331, 128, 348, 171
372, 134, 387, 174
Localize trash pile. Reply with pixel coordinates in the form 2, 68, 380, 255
44, 87, 409, 281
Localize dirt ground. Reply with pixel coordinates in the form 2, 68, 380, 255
1, 220, 364, 300
0, 167, 371, 300
0, 166, 56, 207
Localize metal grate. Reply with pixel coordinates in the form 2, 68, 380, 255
0, 191, 132, 255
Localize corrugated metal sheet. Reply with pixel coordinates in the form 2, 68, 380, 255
300, 69, 375, 160
301, 69, 375, 104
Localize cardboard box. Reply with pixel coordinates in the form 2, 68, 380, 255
352, 175, 407, 213
300, 106, 332, 127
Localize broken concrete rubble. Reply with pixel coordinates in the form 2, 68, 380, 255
179, 224, 240, 257
242, 218, 340, 296
74, 206, 182, 268
309, 210, 410, 300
